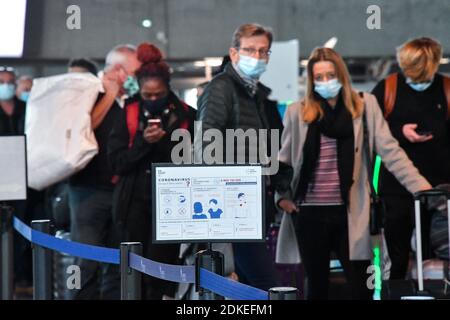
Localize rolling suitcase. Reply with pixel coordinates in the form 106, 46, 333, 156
411, 189, 450, 298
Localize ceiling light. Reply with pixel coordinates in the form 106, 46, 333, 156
141, 19, 152, 28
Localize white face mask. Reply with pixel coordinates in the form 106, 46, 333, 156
314, 78, 342, 99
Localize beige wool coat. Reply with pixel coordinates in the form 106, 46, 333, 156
275, 92, 431, 262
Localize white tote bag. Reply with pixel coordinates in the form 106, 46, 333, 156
276, 212, 301, 264
25, 72, 102, 190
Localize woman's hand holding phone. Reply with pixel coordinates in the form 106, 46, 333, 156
143, 119, 166, 143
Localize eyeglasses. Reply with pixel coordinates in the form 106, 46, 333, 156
0, 66, 16, 85
0, 66, 15, 73
237, 47, 271, 58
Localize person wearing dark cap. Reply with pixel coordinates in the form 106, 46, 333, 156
108, 42, 196, 299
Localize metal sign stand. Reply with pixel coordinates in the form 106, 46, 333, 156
195, 242, 224, 300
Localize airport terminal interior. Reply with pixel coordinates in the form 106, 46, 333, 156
0, 0, 450, 303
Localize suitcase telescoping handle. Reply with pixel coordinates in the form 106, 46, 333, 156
414, 189, 450, 200
413, 188, 450, 293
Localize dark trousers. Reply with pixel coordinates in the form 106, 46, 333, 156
383, 195, 415, 280
232, 242, 279, 291
12, 189, 46, 287
68, 185, 120, 299
294, 205, 372, 300
123, 194, 180, 300
12, 200, 32, 287
232, 191, 279, 291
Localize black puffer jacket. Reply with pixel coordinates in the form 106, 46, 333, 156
196, 63, 282, 164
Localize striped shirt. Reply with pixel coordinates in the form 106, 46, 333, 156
302, 134, 344, 206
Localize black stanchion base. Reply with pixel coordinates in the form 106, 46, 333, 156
269, 287, 298, 300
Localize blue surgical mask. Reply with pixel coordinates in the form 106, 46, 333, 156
19, 91, 30, 102
406, 77, 433, 92
123, 76, 139, 97
0, 83, 16, 100
314, 78, 342, 99
237, 54, 267, 79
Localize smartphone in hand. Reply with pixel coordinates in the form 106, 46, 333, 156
416, 130, 432, 136
148, 118, 161, 128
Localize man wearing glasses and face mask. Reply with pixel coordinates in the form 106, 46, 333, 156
196, 23, 282, 291
0, 66, 25, 135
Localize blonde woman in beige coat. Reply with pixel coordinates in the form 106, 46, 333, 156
274, 47, 431, 300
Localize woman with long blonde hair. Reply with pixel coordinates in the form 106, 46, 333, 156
274, 47, 431, 299
302, 47, 364, 123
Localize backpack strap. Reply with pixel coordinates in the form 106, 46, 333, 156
125, 101, 139, 147
443, 75, 450, 120
179, 101, 190, 130
111, 101, 140, 185
383, 73, 398, 119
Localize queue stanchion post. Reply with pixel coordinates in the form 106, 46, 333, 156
195, 243, 225, 300
32, 219, 54, 300
0, 203, 14, 300
120, 242, 142, 300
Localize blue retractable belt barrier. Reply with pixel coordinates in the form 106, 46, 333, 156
129, 252, 195, 284
13, 216, 270, 300
13, 216, 32, 241
200, 269, 268, 300
13, 217, 120, 264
